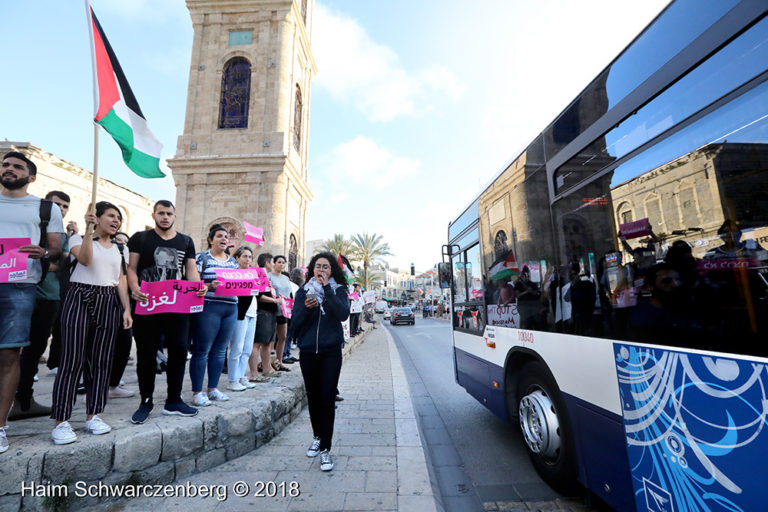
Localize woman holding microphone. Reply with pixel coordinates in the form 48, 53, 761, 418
290, 252, 349, 471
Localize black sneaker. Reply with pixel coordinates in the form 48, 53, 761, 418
76, 384, 86, 395
131, 401, 153, 424
162, 401, 198, 417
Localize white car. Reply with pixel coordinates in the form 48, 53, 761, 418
383, 307, 392, 320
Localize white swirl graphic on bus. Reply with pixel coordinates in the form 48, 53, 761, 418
614, 344, 768, 512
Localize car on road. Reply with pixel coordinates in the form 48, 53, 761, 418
390, 307, 415, 326
383, 307, 392, 320
374, 300, 388, 314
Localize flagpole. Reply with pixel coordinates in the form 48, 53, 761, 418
91, 122, 99, 211
85, 0, 98, 215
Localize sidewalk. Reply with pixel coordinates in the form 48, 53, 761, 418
99, 326, 439, 511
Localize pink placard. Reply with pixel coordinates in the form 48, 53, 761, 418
242, 221, 264, 246
213, 268, 263, 297
281, 297, 294, 318
136, 280, 205, 315
0, 238, 30, 283
619, 218, 652, 239
348, 291, 359, 301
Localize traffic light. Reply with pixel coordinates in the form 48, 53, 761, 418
410, 263, 415, 276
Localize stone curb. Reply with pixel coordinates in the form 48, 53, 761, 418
0, 324, 374, 512
384, 327, 441, 512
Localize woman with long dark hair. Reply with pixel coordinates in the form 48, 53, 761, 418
50, 202, 131, 444
190, 224, 239, 407
290, 252, 350, 471
225, 246, 259, 390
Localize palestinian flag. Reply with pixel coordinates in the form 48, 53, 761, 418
88, 6, 164, 178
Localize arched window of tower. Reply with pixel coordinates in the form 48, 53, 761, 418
294, 85, 303, 153
219, 57, 251, 129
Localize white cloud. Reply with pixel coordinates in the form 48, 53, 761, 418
313, 4, 464, 122
321, 136, 419, 187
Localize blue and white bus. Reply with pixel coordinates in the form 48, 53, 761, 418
443, 1, 768, 511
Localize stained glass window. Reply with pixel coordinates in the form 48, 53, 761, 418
219, 58, 251, 129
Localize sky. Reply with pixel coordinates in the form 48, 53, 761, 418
1, 0, 670, 271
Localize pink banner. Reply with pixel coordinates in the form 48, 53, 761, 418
618, 218, 652, 239
348, 291, 359, 301
136, 280, 205, 315
0, 238, 30, 283
281, 297, 294, 318
213, 268, 264, 297
242, 221, 264, 246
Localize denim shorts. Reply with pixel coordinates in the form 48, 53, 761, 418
0, 283, 37, 348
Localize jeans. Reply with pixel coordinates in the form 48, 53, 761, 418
228, 315, 255, 382
0, 283, 37, 348
191, 300, 237, 392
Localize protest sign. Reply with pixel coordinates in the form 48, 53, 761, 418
242, 221, 264, 246
281, 297, 294, 318
0, 238, 30, 283
136, 280, 205, 315
214, 268, 263, 297
363, 290, 376, 304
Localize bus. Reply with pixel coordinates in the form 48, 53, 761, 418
442, 1, 768, 511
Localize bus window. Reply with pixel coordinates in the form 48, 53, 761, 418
552, 79, 768, 355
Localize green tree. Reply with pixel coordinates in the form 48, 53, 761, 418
351, 233, 392, 289
320, 234, 354, 256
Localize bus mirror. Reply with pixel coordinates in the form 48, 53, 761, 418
438, 263, 451, 289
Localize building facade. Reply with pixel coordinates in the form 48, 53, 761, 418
0, 141, 154, 235
168, 0, 316, 269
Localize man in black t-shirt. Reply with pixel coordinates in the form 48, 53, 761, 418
126, 200, 206, 424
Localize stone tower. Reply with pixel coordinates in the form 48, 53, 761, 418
168, 0, 315, 269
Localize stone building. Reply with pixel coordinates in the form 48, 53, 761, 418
0, 141, 154, 234
168, 0, 316, 270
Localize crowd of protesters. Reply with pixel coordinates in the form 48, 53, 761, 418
0, 151, 376, 471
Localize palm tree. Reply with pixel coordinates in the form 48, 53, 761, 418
350, 233, 393, 289
320, 234, 354, 256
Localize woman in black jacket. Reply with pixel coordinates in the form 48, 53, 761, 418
291, 252, 350, 471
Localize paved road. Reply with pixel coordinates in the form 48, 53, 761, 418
386, 317, 597, 512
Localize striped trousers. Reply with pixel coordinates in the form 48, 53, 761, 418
51, 283, 121, 421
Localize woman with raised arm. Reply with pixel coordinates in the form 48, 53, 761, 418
50, 202, 131, 445
290, 252, 350, 471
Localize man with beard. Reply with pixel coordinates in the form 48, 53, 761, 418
0, 152, 63, 453
629, 263, 698, 346
127, 200, 206, 424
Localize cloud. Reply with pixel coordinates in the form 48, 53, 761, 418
320, 136, 419, 187
313, 4, 464, 122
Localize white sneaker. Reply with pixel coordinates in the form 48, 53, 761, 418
193, 392, 212, 407
108, 386, 135, 399
306, 436, 321, 457
319, 450, 334, 471
84, 415, 112, 435
0, 427, 8, 454
239, 377, 256, 389
46, 368, 58, 376
33, 375, 38, 382
208, 388, 230, 402
226, 381, 247, 392
51, 422, 77, 445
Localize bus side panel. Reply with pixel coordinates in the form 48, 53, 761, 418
564, 392, 635, 512
454, 346, 508, 421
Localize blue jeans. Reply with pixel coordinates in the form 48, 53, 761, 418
0, 283, 37, 348
228, 315, 255, 382
191, 300, 237, 392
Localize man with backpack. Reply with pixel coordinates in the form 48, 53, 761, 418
0, 152, 64, 453
8, 190, 75, 421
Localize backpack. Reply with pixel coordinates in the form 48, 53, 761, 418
38, 199, 52, 283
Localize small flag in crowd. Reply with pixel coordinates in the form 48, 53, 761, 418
243, 222, 264, 246
338, 254, 355, 283
88, 5, 164, 178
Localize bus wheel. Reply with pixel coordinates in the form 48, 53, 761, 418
517, 361, 577, 494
